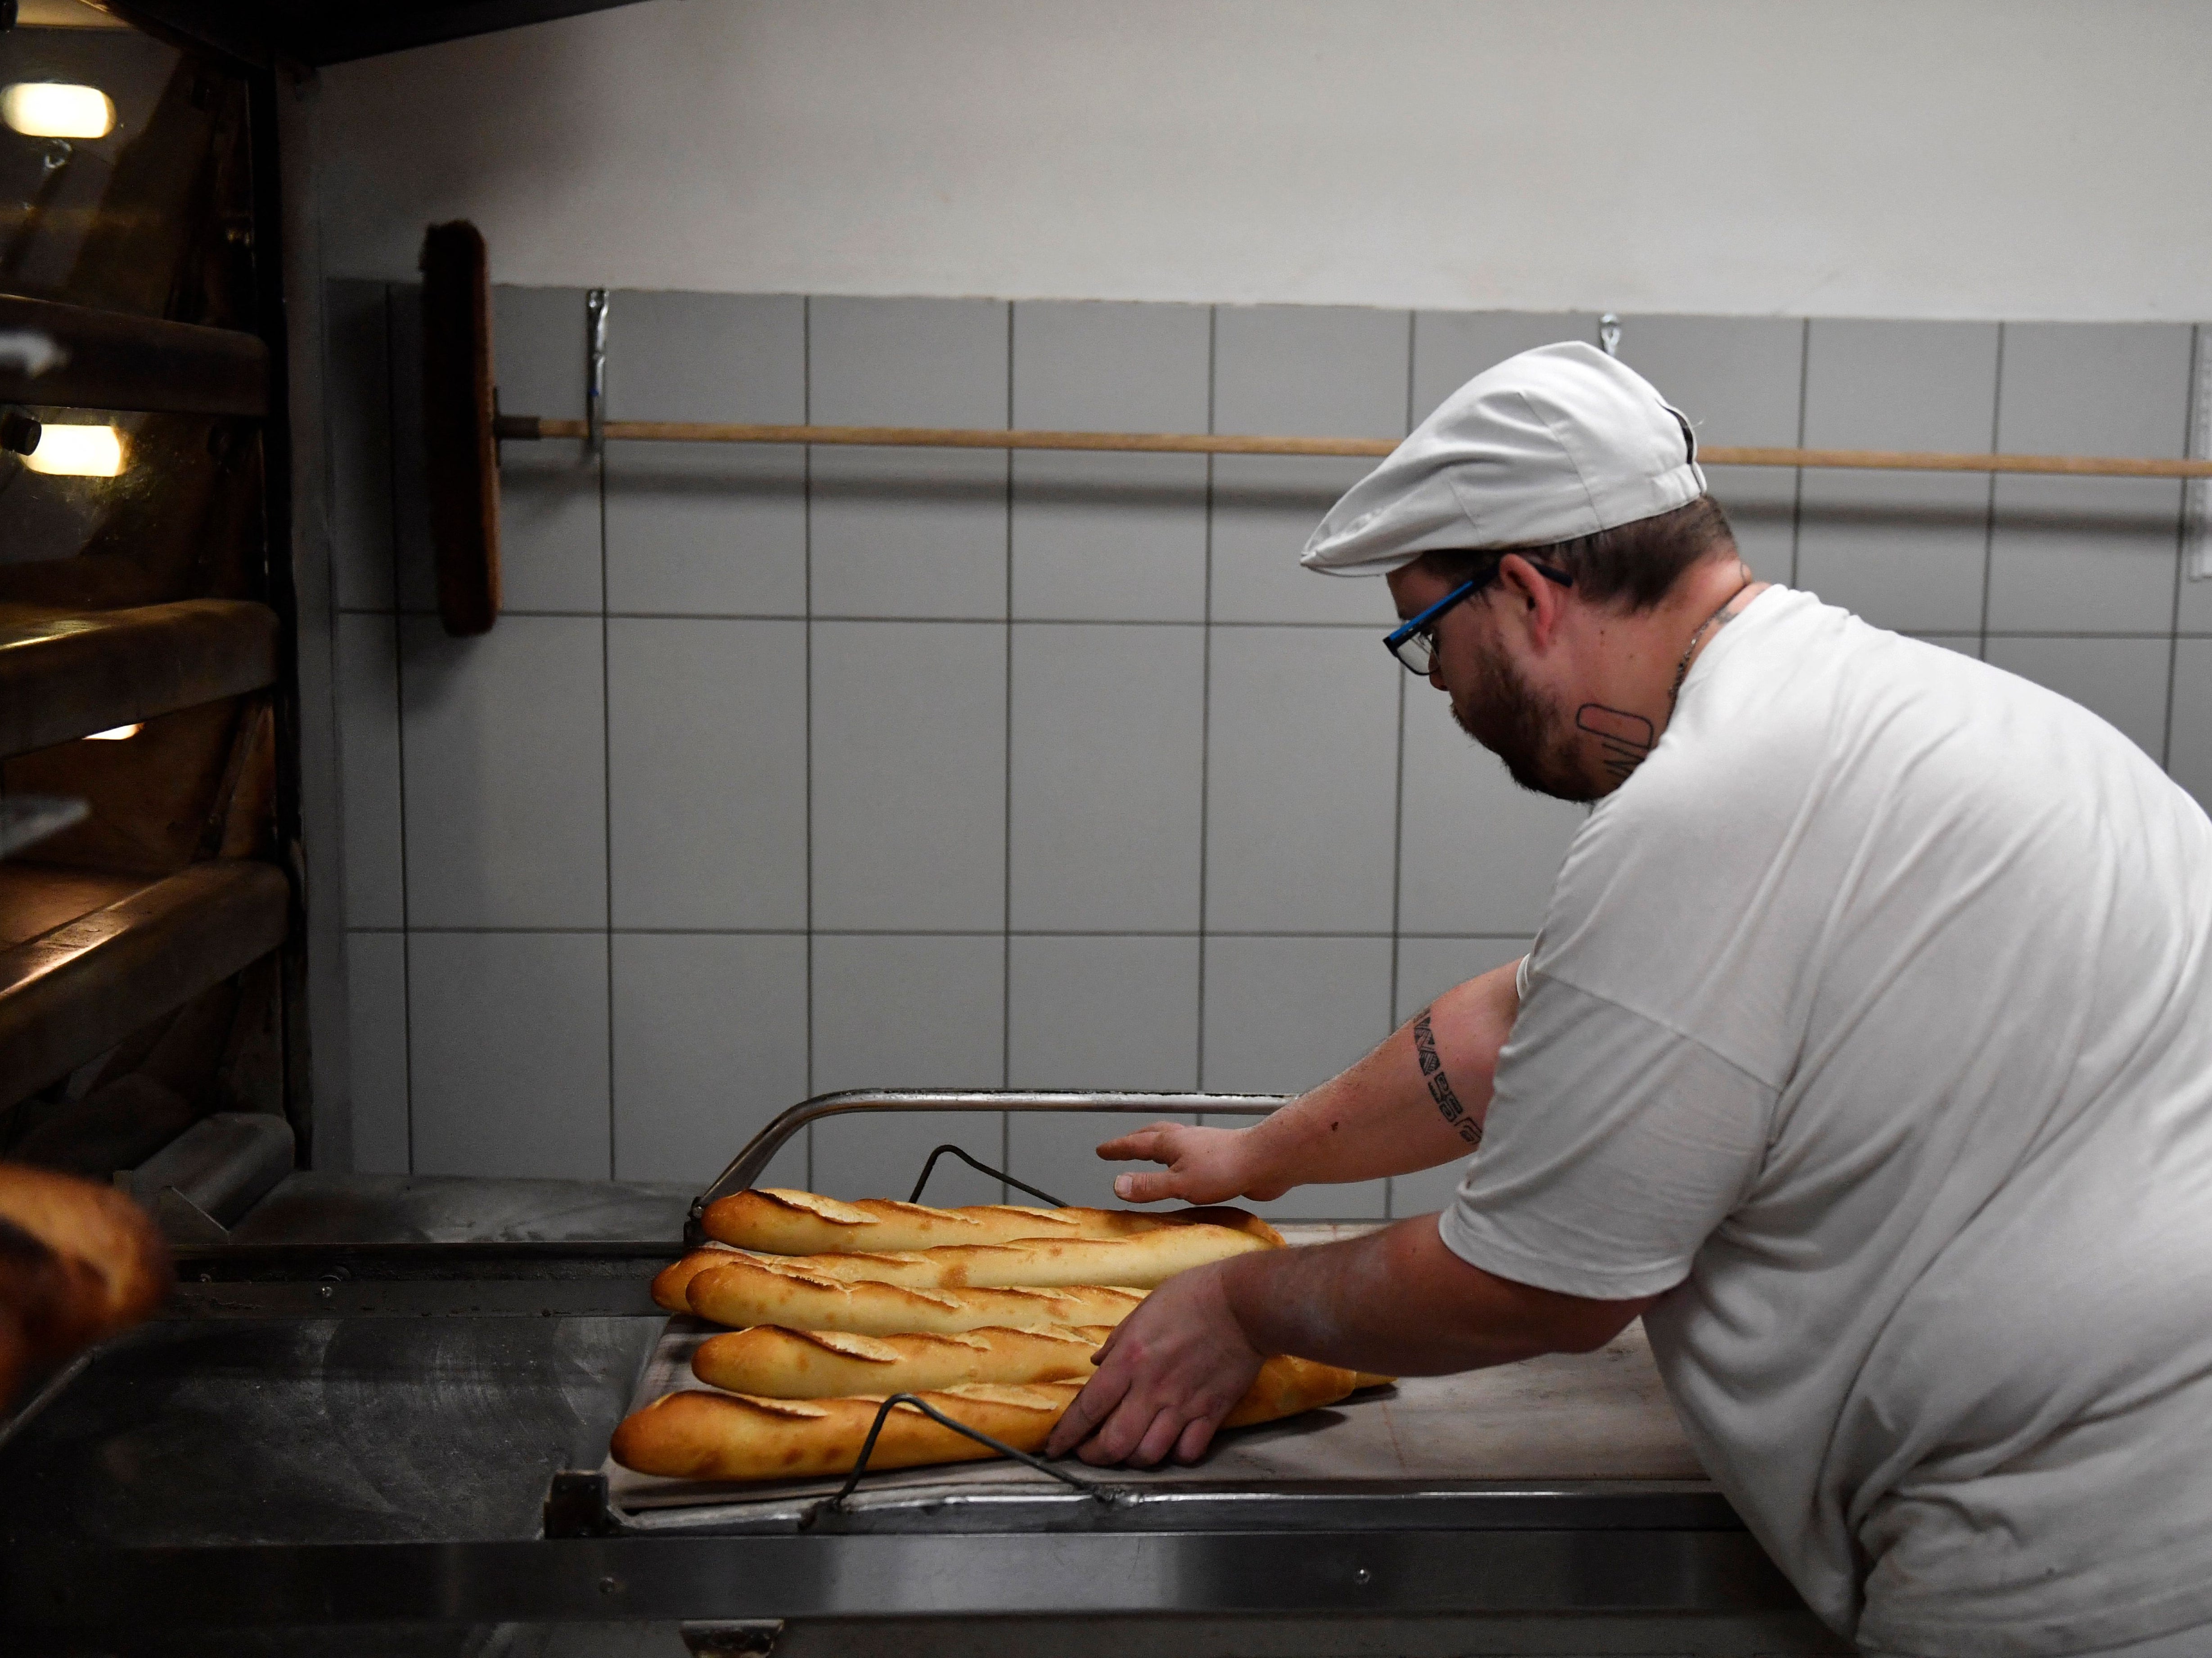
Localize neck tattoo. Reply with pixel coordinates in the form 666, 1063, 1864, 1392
1667, 575, 1754, 703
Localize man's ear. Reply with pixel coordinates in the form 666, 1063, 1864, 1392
1494, 554, 1569, 650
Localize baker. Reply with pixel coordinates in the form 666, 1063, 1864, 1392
1044, 343, 2212, 1656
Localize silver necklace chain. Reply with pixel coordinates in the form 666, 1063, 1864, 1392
1667, 574, 1755, 703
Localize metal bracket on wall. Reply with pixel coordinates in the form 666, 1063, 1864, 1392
2188, 326, 2211, 581
1598, 312, 1622, 358
586, 287, 609, 458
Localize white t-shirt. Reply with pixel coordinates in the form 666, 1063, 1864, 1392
1439, 587, 2212, 1656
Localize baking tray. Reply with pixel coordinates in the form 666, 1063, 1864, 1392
604, 1223, 1705, 1532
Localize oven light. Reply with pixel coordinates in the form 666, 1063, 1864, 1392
1, 82, 115, 140
86, 723, 140, 740
24, 424, 124, 476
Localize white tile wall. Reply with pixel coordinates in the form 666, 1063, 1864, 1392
343, 930, 410, 1174
398, 614, 608, 930
487, 287, 604, 614
1008, 623, 1203, 933
334, 611, 404, 930
1796, 320, 2000, 635
1212, 305, 1409, 626
1204, 626, 1399, 934
604, 290, 807, 617
1987, 324, 2189, 636
327, 283, 2212, 1224
406, 930, 611, 1179
810, 620, 1006, 932
607, 617, 808, 930
610, 931, 808, 1185
1011, 300, 1210, 623
808, 297, 1009, 619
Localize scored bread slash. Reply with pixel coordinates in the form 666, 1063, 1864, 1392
611, 1356, 1362, 1483
656, 1225, 1273, 1314
703, 1187, 1283, 1254
684, 1257, 1147, 1336
693, 1322, 1115, 1397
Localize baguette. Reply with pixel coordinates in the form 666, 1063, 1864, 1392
0, 1163, 171, 1401
685, 1256, 1145, 1336
660, 1225, 1269, 1312
652, 1243, 744, 1314
702, 1188, 1282, 1255
694, 1323, 1113, 1397
610, 1356, 1360, 1482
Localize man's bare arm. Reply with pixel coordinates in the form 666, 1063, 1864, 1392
1099, 959, 1521, 1204
1046, 1215, 1653, 1467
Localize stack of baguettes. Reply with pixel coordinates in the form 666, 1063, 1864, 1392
610, 1186, 1377, 1484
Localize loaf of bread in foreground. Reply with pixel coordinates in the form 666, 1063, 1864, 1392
656, 1223, 1272, 1315
702, 1188, 1282, 1255
0, 1163, 171, 1401
611, 1355, 1360, 1482
686, 1256, 1145, 1336
694, 1322, 1113, 1397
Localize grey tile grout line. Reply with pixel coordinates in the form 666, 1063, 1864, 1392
1789, 317, 1809, 590
801, 294, 815, 1193
338, 608, 1390, 630
381, 282, 418, 1179
1977, 324, 2006, 661
2161, 323, 2201, 772
1001, 297, 1015, 1197
1194, 304, 1217, 1100
327, 604, 2207, 640
373, 925, 1528, 940
599, 288, 617, 1182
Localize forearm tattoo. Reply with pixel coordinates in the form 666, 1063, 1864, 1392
1576, 704, 1655, 784
1412, 1009, 1482, 1148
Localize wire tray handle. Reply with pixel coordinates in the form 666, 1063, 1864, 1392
804, 1392, 1121, 1523
908, 1144, 1067, 1208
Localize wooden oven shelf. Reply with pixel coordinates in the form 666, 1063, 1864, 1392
0, 859, 289, 1104
0, 598, 279, 758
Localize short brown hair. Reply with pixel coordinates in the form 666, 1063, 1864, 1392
1420, 495, 1737, 612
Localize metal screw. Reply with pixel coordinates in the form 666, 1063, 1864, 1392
598, 1575, 620, 1596
1353, 1567, 1372, 1586
318, 1284, 333, 1299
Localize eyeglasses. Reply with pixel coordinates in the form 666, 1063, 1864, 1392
1382, 558, 1574, 675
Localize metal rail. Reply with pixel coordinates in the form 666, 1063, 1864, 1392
691, 1090, 1289, 1236
495, 414, 2212, 480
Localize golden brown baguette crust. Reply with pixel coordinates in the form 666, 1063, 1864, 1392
611, 1355, 1358, 1482
669, 1228, 1269, 1307
700, 1188, 1283, 1254
0, 1163, 170, 1332
693, 1323, 1113, 1397
685, 1257, 1145, 1335
653, 1244, 745, 1313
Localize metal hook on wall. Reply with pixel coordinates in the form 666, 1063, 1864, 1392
1598, 314, 1622, 358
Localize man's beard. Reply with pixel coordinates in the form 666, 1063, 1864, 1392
1451, 642, 1594, 802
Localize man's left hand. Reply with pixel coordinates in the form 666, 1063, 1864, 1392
1045, 1261, 1265, 1467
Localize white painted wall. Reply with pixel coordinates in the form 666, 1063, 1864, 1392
313, 0, 2210, 324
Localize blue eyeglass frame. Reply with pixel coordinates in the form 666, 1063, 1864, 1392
1383, 558, 1575, 674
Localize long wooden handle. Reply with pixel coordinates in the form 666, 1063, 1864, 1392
496, 414, 2212, 480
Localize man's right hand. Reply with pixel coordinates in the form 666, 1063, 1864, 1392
1095, 1121, 1288, 1205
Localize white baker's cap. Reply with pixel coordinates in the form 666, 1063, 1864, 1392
1300, 341, 1706, 577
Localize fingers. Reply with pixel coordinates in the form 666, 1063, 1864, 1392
1093, 1123, 1182, 1162
1173, 1413, 1217, 1465
1045, 1365, 1130, 1459
1110, 1168, 1185, 1203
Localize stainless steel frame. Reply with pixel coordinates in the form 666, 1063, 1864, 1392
689, 1090, 1289, 1238
0, 1092, 1838, 1650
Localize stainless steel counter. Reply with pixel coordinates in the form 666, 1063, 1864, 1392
0, 1160, 1849, 1657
